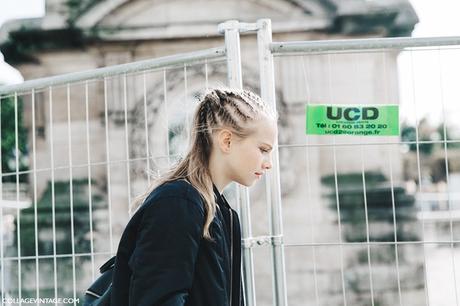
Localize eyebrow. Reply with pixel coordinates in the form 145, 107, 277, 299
261, 143, 273, 150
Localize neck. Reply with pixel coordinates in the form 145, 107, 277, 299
208, 152, 230, 194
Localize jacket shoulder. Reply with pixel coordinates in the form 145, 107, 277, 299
142, 179, 204, 211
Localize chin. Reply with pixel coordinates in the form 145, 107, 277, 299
234, 178, 254, 187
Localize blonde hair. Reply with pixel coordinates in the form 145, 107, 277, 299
130, 87, 278, 240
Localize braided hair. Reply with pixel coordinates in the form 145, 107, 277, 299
131, 87, 278, 240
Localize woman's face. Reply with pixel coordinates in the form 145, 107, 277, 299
227, 117, 277, 187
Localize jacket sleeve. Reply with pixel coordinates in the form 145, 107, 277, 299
128, 195, 205, 306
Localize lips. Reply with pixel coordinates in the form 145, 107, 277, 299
255, 172, 263, 176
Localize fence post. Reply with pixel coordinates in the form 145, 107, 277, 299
218, 19, 257, 306
256, 18, 288, 306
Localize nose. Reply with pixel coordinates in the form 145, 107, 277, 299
262, 156, 272, 170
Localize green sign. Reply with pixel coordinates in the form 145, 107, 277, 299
306, 104, 399, 136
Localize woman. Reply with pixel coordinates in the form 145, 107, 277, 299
111, 88, 278, 306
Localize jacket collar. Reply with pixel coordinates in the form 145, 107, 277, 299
212, 182, 231, 209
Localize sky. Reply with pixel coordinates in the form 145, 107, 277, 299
0, 0, 460, 126
410, 0, 460, 37
0, 0, 45, 28
398, 0, 460, 128
0, 0, 44, 84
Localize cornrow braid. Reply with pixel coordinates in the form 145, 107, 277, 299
240, 90, 269, 114
214, 89, 252, 125
198, 101, 208, 126
225, 96, 251, 122
209, 89, 240, 129
226, 90, 256, 113
198, 90, 220, 134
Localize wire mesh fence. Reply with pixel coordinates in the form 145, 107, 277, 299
2, 18, 460, 306
0, 48, 228, 305
263, 35, 460, 306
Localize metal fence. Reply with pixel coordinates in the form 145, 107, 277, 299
248, 20, 460, 306
2, 18, 460, 306
0, 46, 229, 305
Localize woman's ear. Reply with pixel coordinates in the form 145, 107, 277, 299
217, 129, 232, 153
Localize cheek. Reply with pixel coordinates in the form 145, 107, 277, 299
243, 147, 263, 168
231, 142, 262, 173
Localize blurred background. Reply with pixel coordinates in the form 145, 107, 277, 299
1, 1, 460, 305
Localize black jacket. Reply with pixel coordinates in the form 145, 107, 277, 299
111, 179, 245, 306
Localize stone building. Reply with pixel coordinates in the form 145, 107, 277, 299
0, 1, 421, 305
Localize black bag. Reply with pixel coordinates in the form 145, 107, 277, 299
83, 256, 116, 306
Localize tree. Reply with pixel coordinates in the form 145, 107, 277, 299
400, 119, 436, 155
1, 95, 28, 182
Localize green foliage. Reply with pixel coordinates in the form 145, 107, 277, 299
321, 171, 418, 242
1, 27, 85, 64
401, 124, 434, 155
10, 179, 107, 300
15, 179, 106, 257
321, 171, 386, 189
437, 123, 460, 149
66, 0, 104, 25
399, 118, 460, 155
1, 96, 28, 182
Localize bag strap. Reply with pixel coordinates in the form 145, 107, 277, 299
99, 256, 116, 273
